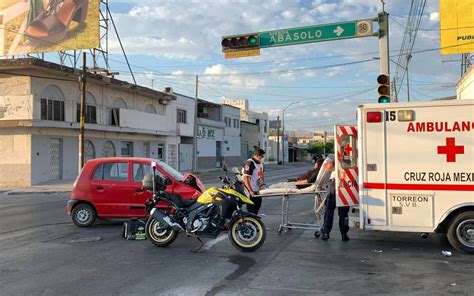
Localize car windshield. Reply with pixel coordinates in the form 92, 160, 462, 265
157, 160, 185, 182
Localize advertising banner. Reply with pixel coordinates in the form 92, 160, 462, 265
0, 0, 99, 56
440, 0, 474, 55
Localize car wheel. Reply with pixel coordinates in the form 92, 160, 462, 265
446, 211, 474, 254
72, 204, 96, 227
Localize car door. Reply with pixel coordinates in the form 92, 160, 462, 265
129, 161, 155, 217
90, 161, 133, 217
129, 161, 173, 213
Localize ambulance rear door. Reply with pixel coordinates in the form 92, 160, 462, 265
335, 125, 359, 207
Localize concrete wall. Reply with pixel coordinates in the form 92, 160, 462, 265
0, 76, 32, 120
0, 130, 31, 187
120, 108, 176, 133
457, 67, 473, 100
175, 94, 195, 137
29, 73, 172, 129
222, 105, 241, 162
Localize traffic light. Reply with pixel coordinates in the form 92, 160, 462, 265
221, 34, 259, 51
377, 12, 388, 38
377, 74, 390, 103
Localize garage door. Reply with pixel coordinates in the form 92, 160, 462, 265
49, 138, 63, 180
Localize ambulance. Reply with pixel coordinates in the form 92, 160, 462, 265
335, 99, 474, 254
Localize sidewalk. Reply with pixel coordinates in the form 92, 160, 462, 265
1, 179, 74, 196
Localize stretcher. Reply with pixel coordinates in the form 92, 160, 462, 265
257, 164, 333, 237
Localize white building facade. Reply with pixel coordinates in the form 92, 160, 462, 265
174, 92, 195, 171
222, 104, 242, 167
223, 98, 269, 153
0, 59, 179, 187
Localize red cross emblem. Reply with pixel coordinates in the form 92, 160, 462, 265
343, 144, 352, 155
437, 137, 464, 163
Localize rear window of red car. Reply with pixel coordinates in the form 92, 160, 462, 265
92, 162, 129, 182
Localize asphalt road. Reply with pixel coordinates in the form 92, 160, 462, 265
0, 162, 472, 296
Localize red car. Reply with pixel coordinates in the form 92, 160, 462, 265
67, 157, 205, 227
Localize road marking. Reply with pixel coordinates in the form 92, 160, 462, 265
198, 234, 227, 252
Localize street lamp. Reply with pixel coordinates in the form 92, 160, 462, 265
281, 101, 299, 165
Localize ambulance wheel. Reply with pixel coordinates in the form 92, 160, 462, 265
446, 211, 474, 254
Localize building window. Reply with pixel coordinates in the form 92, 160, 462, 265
177, 109, 187, 123
40, 98, 64, 121
264, 120, 268, 133
121, 141, 134, 157
111, 108, 120, 126
102, 141, 116, 157
224, 117, 231, 127
84, 140, 95, 162
143, 142, 150, 158
76, 104, 97, 124
233, 119, 240, 129
157, 144, 165, 160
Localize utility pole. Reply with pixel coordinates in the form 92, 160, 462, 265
276, 116, 280, 165
79, 52, 86, 170
392, 78, 398, 103
192, 75, 199, 172
406, 54, 411, 102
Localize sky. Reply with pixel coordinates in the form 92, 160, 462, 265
100, 0, 459, 133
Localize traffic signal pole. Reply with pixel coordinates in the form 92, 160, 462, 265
378, 11, 390, 100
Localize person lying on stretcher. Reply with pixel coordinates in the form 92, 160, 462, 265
269, 158, 324, 189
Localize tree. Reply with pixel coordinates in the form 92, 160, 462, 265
308, 140, 334, 155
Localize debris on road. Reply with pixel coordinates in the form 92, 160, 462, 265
441, 250, 452, 257
373, 250, 383, 253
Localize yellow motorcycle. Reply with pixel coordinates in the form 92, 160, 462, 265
143, 166, 266, 252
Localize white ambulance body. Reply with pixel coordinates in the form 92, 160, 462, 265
335, 99, 474, 254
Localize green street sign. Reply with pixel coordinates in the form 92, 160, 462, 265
259, 19, 373, 48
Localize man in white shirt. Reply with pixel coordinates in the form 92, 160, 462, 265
242, 149, 265, 214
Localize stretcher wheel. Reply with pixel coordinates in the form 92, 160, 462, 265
277, 226, 283, 235
314, 231, 321, 238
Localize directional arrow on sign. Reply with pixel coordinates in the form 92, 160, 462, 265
333, 26, 344, 36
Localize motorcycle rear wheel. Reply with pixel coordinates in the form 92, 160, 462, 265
228, 216, 266, 252
146, 218, 178, 247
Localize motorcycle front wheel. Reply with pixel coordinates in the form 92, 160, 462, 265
228, 216, 266, 252
146, 218, 178, 247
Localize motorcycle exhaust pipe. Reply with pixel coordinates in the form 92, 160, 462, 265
151, 208, 184, 231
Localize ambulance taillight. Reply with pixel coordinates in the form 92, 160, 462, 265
366, 111, 383, 123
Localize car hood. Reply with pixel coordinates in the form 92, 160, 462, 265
183, 173, 206, 192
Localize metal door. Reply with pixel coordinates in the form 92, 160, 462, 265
179, 144, 193, 171
49, 138, 63, 180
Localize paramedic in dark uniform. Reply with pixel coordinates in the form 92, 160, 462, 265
242, 149, 265, 215
321, 157, 350, 241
